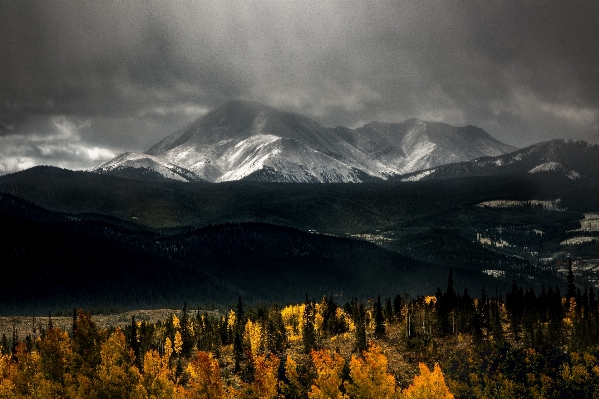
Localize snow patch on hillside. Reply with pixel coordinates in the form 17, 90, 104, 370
561, 237, 599, 246
476, 199, 564, 211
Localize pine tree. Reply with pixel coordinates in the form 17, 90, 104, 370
566, 258, 577, 303
234, 297, 246, 372
72, 308, 77, 339
393, 294, 404, 322
446, 268, 455, 300
181, 301, 193, 357
11, 325, 18, 358
131, 315, 141, 370
302, 299, 317, 354
1, 334, 8, 355
354, 304, 367, 353
374, 295, 386, 339
384, 297, 393, 324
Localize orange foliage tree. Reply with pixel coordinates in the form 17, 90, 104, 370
401, 363, 454, 399
186, 351, 226, 399
344, 343, 396, 399
309, 349, 348, 399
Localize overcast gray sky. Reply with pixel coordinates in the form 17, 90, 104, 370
1, 0, 598, 174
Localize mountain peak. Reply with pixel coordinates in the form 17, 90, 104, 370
103, 102, 516, 183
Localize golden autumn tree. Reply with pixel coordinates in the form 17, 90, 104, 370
281, 354, 310, 399
96, 328, 146, 399
38, 326, 72, 386
309, 349, 348, 399
401, 363, 454, 399
174, 331, 183, 356
142, 349, 178, 399
0, 351, 16, 398
186, 351, 226, 399
345, 343, 396, 399
237, 353, 280, 399
11, 342, 46, 398
252, 353, 280, 399
244, 320, 263, 357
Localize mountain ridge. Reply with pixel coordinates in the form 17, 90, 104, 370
92, 100, 517, 183
398, 139, 599, 183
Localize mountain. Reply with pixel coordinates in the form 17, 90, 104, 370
400, 139, 599, 183
92, 100, 516, 183
92, 152, 204, 183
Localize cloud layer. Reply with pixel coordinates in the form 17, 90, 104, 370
0, 116, 115, 174
1, 1, 598, 173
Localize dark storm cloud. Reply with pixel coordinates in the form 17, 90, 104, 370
1, 1, 598, 173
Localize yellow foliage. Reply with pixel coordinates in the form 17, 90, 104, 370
283, 354, 303, 396
315, 311, 325, 333
309, 349, 348, 399
244, 320, 262, 357
187, 351, 226, 399
336, 308, 355, 333
251, 353, 280, 399
165, 337, 174, 362
97, 328, 146, 399
228, 310, 236, 330
173, 315, 181, 329
174, 331, 183, 355
143, 349, 176, 398
401, 363, 454, 399
38, 327, 72, 385
345, 343, 396, 399
281, 304, 305, 342
424, 296, 437, 305
0, 353, 16, 398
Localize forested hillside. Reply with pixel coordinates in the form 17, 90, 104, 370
0, 192, 520, 315
2, 268, 599, 398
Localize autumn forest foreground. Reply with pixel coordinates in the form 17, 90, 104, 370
2, 268, 599, 398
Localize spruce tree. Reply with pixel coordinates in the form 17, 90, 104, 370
0, 334, 8, 355
181, 301, 193, 357
374, 295, 386, 338
72, 308, 77, 339
11, 325, 18, 358
566, 258, 577, 302
354, 303, 367, 353
234, 296, 246, 371
393, 294, 404, 322
48, 311, 53, 331
302, 299, 317, 353
131, 316, 141, 370
384, 297, 394, 324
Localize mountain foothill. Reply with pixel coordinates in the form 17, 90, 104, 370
1, 100, 599, 314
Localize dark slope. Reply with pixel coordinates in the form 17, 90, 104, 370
0, 193, 504, 315
0, 166, 574, 231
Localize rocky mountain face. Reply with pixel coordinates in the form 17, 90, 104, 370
400, 139, 599, 182
92, 100, 516, 183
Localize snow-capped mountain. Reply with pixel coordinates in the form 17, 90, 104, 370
399, 139, 599, 182
92, 152, 204, 183
93, 100, 516, 183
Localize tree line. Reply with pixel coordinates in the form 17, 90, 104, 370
2, 263, 599, 398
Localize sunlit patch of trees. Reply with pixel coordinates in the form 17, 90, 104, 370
4, 264, 599, 398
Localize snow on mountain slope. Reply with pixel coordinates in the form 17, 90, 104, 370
399, 139, 599, 182
95, 100, 517, 183
90, 152, 203, 182
528, 162, 581, 180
